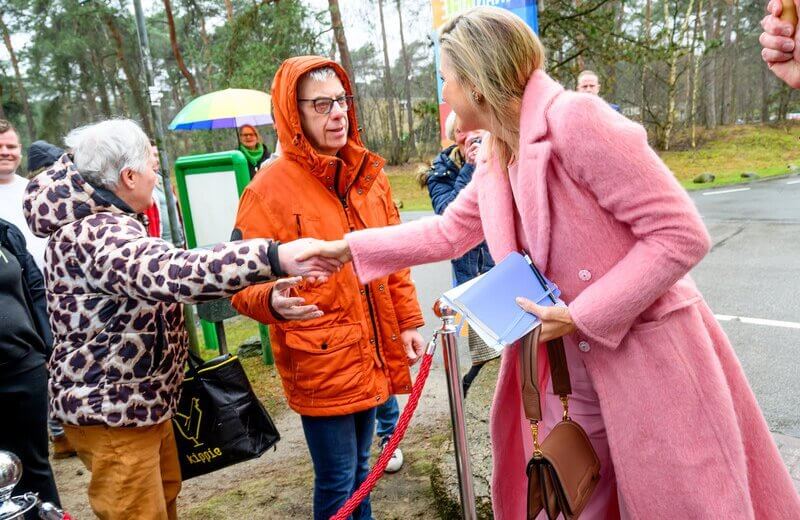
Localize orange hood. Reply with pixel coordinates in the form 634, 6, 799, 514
271, 56, 365, 173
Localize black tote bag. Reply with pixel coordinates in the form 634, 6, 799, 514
172, 352, 280, 480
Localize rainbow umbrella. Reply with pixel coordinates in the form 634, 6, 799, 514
168, 88, 272, 131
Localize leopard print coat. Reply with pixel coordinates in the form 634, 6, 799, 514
24, 155, 277, 427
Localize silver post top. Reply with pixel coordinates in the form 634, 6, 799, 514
433, 299, 457, 318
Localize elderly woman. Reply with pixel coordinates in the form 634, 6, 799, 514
303, 7, 800, 519
424, 111, 497, 395
23, 119, 338, 520
237, 124, 270, 178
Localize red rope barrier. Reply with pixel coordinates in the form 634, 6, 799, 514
330, 351, 435, 520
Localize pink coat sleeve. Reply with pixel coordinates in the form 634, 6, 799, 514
346, 179, 485, 283
550, 94, 711, 349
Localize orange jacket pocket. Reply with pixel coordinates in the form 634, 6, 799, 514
283, 322, 365, 402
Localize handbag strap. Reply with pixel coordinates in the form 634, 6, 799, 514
520, 333, 573, 423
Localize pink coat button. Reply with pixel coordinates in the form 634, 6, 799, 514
578, 269, 592, 281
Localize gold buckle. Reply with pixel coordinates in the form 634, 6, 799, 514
530, 421, 542, 457
560, 396, 570, 421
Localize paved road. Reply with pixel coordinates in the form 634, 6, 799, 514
402, 174, 800, 438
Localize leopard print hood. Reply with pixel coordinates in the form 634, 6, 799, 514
24, 154, 127, 239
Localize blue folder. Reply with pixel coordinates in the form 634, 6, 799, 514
442, 252, 562, 351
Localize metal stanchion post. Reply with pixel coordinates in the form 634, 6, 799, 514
436, 300, 477, 520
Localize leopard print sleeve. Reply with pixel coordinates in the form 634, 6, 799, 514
89, 217, 276, 304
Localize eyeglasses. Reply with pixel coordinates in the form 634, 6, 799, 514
297, 95, 353, 115
239, 133, 257, 138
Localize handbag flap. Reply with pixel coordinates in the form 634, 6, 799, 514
540, 420, 601, 516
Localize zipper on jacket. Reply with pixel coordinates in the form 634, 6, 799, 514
333, 162, 384, 366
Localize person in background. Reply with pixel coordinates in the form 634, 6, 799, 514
759, 0, 800, 88
300, 6, 800, 518
577, 70, 621, 112
237, 124, 271, 178
0, 217, 61, 519
423, 111, 498, 396
0, 121, 47, 269
23, 118, 340, 520
149, 140, 185, 246
231, 57, 425, 519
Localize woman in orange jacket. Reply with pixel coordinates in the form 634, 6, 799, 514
231, 56, 425, 520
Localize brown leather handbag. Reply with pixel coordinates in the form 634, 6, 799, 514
521, 330, 601, 520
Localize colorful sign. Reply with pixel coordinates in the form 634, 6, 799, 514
430, 0, 539, 139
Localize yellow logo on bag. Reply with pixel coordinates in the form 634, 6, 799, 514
174, 397, 204, 448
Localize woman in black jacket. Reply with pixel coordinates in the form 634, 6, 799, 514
0, 217, 60, 513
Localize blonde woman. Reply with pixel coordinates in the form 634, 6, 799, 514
301, 7, 800, 519
237, 124, 270, 178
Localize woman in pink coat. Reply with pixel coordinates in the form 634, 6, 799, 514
302, 7, 800, 519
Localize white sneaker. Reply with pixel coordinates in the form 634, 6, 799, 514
381, 437, 403, 473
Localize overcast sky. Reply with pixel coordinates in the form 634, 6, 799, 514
1, 1, 435, 69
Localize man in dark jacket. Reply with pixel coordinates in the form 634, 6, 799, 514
0, 218, 61, 516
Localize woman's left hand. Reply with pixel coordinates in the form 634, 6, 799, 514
515, 297, 577, 343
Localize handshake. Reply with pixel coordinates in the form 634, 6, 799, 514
276, 238, 352, 282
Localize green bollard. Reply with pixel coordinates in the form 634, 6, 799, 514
200, 319, 219, 351
259, 323, 274, 365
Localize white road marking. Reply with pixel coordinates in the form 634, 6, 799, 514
786, 180, 800, 185
715, 314, 800, 330
702, 187, 751, 196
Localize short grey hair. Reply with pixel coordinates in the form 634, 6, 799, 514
445, 111, 458, 142
64, 119, 151, 190
304, 66, 338, 84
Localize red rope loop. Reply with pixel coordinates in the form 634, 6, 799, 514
330, 351, 435, 520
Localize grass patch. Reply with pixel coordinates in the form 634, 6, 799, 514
663, 123, 800, 190
385, 163, 433, 211
384, 124, 800, 203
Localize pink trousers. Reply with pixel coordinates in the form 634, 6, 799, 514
536, 342, 626, 520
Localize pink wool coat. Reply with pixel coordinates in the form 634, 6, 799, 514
346, 71, 800, 518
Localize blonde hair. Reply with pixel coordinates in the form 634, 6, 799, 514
238, 124, 263, 145
439, 7, 545, 168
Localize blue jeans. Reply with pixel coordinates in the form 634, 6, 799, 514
375, 395, 398, 440
301, 407, 377, 520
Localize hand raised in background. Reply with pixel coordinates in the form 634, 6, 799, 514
761, 0, 800, 88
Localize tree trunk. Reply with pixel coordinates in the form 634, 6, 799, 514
163, 0, 199, 96
720, 0, 735, 124
761, 66, 771, 122
328, 0, 363, 126
728, 0, 740, 124
704, 5, 718, 129
640, 0, 652, 124
689, 0, 704, 148
90, 49, 113, 117
377, 0, 401, 164
0, 81, 5, 119
661, 0, 695, 151
395, 0, 416, 156
0, 15, 35, 139
224, 0, 234, 21
103, 13, 153, 135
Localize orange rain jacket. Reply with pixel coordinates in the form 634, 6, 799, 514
231, 56, 425, 417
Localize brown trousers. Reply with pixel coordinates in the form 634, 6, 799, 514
63, 420, 181, 520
